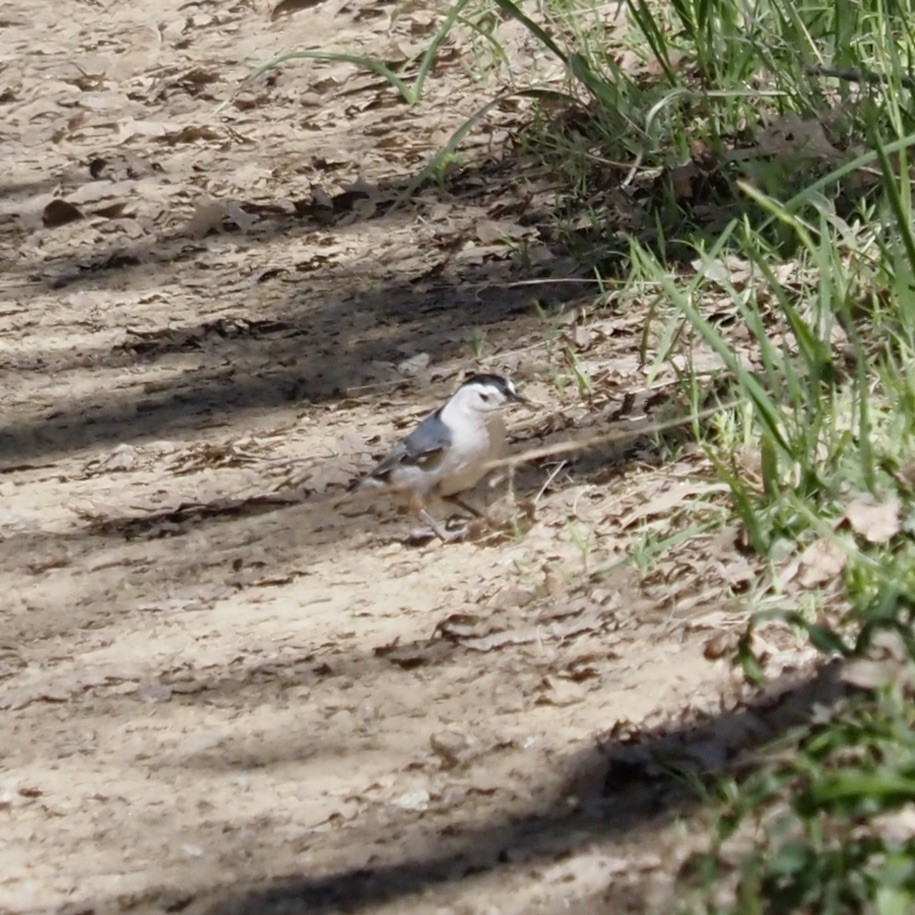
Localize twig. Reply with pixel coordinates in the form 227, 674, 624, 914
804, 64, 915, 92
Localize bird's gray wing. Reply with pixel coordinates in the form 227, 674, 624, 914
368, 408, 452, 480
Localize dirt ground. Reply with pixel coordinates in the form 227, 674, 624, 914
0, 2, 829, 913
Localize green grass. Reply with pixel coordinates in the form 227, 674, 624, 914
229, 0, 915, 908
684, 662, 915, 914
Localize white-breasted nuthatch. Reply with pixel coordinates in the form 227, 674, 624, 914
352, 373, 529, 541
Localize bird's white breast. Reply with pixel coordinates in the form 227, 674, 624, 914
435, 406, 506, 497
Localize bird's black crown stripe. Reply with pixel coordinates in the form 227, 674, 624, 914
461, 373, 515, 396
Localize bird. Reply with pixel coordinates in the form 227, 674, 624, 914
351, 373, 529, 541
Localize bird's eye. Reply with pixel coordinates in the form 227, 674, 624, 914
480, 392, 491, 402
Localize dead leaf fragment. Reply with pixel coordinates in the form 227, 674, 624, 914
562, 324, 593, 351
474, 218, 530, 244
487, 585, 535, 610
0, 680, 78, 710
844, 495, 902, 543
162, 125, 222, 145
134, 682, 173, 703
840, 657, 904, 690
703, 632, 736, 660
668, 161, 701, 201
185, 196, 257, 237
271, 0, 326, 18
872, 808, 915, 843
796, 538, 846, 587
396, 352, 431, 377
42, 198, 83, 227
84, 443, 142, 475
430, 730, 474, 768
391, 788, 430, 811
542, 569, 565, 597
757, 112, 839, 161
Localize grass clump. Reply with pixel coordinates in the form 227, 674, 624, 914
685, 654, 915, 914
608, 3, 915, 908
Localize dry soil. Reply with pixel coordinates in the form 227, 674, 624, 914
0, 2, 823, 912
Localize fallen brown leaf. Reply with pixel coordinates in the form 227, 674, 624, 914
42, 198, 83, 227
844, 494, 901, 543
796, 537, 846, 587
272, 0, 327, 18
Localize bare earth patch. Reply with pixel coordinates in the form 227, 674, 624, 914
0, 2, 826, 912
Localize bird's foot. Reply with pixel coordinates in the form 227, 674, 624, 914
404, 526, 468, 546
406, 509, 469, 545
442, 494, 484, 519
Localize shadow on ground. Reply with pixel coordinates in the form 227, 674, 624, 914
5, 130, 723, 470
4, 179, 590, 467
117, 662, 848, 914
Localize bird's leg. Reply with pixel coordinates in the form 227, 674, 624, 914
442, 494, 483, 518
416, 508, 467, 542
405, 496, 467, 543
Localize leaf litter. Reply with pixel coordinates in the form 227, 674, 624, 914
0, 1, 832, 914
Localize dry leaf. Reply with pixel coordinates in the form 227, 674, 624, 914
391, 789, 430, 811
134, 682, 173, 703
430, 730, 475, 768
42, 198, 83, 227
844, 495, 902, 543
185, 196, 257, 237
796, 538, 846, 587
618, 480, 723, 527
474, 218, 530, 244
272, 0, 327, 19
487, 586, 535, 609
840, 657, 903, 690
872, 808, 915, 843
757, 113, 839, 160
562, 325, 593, 351
396, 352, 430, 376
703, 632, 736, 660
668, 161, 700, 200
0, 678, 81, 710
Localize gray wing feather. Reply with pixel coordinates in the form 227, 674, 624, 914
368, 409, 452, 479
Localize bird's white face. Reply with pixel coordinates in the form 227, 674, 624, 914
458, 379, 519, 414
